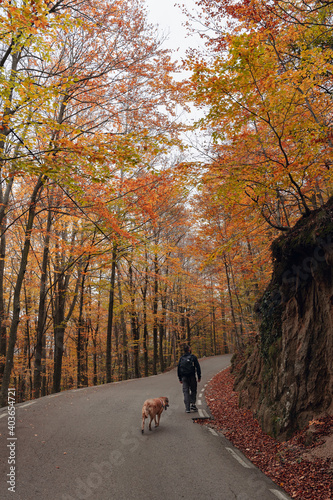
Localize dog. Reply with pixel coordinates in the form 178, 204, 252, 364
141, 397, 169, 434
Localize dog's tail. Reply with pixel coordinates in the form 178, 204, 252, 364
141, 402, 149, 433
143, 403, 150, 418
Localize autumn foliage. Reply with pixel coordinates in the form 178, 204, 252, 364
0, 0, 232, 405
1, 0, 333, 407
179, 0, 333, 358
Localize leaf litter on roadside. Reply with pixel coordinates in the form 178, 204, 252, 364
194, 367, 333, 500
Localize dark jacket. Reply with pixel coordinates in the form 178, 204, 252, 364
177, 353, 201, 381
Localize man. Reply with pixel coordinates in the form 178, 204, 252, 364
177, 344, 201, 413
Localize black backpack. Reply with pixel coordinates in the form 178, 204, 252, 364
179, 354, 195, 376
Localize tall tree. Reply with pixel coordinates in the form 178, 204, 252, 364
186, 0, 333, 229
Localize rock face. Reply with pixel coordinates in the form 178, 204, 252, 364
233, 197, 333, 440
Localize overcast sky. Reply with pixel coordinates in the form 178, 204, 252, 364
144, 0, 200, 60
143, 0, 205, 128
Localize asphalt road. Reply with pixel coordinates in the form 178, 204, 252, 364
0, 354, 291, 500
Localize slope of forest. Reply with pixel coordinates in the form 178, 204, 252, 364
232, 197, 333, 440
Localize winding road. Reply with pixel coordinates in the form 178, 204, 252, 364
0, 354, 291, 500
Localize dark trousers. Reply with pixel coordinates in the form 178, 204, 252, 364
182, 375, 197, 410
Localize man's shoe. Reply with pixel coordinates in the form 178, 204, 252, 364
190, 404, 198, 411
185, 409, 191, 413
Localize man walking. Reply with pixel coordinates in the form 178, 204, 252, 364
177, 344, 201, 413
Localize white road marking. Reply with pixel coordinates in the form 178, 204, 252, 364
270, 489, 291, 500
0, 400, 36, 414
198, 409, 209, 418
20, 402, 36, 408
208, 428, 218, 436
198, 399, 202, 405
226, 447, 254, 468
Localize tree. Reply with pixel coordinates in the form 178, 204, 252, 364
0, 0, 185, 403
186, 0, 333, 230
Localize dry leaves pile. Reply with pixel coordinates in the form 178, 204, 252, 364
201, 367, 333, 500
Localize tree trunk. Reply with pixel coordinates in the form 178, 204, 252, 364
77, 258, 90, 388
91, 322, 98, 386
0, 222, 7, 381
223, 253, 241, 351
106, 242, 117, 383
52, 234, 80, 394
129, 264, 140, 379
117, 267, 128, 380
53, 280, 66, 393
159, 298, 166, 373
220, 293, 229, 354
0, 53, 21, 385
23, 280, 32, 400
228, 254, 245, 339
152, 253, 159, 375
211, 303, 216, 355
142, 265, 149, 377
0, 175, 45, 406
34, 203, 52, 398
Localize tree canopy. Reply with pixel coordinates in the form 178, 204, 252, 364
1, 0, 332, 404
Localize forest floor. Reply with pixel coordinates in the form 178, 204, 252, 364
199, 367, 333, 500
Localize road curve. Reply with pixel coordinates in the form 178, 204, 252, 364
0, 354, 291, 500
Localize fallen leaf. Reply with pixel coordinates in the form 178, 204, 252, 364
199, 367, 333, 500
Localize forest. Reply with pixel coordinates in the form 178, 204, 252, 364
0, 0, 332, 406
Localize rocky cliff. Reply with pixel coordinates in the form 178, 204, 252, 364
233, 197, 333, 440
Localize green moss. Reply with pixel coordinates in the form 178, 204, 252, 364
258, 286, 283, 362
236, 197, 333, 440
268, 337, 282, 363
271, 414, 282, 439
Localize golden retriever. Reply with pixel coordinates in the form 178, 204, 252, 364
141, 397, 169, 434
